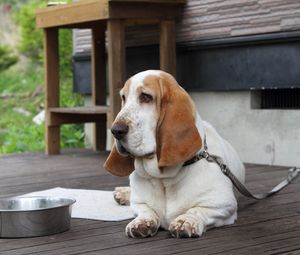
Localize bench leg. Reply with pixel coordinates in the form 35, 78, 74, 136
160, 20, 176, 78
107, 19, 125, 127
91, 23, 107, 151
44, 28, 60, 155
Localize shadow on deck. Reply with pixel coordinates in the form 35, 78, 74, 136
0, 149, 299, 255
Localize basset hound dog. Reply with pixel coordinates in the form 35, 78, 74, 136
104, 70, 245, 238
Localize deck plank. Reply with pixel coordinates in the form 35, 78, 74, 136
0, 149, 299, 255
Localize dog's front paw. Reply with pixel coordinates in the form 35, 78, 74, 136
169, 214, 204, 238
126, 217, 159, 238
114, 186, 130, 205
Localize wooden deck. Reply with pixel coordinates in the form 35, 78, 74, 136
0, 150, 299, 255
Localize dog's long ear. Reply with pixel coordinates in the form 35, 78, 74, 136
157, 73, 202, 168
104, 144, 134, 176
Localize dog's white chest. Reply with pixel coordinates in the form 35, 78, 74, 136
133, 158, 196, 228
144, 178, 182, 228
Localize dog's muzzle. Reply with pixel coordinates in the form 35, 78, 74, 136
111, 122, 129, 140
115, 140, 130, 156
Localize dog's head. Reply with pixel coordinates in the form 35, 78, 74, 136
104, 70, 202, 176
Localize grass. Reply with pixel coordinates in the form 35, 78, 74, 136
0, 64, 85, 155
0, 65, 42, 93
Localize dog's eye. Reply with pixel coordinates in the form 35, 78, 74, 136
121, 95, 126, 102
139, 92, 153, 103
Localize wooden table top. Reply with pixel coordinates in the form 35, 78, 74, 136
36, 0, 186, 29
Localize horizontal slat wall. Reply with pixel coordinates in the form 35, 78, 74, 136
177, 0, 300, 41
73, 0, 300, 53
73, 29, 92, 53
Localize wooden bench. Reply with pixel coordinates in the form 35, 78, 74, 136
36, 0, 185, 154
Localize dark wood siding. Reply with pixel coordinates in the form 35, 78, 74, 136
73, 31, 300, 92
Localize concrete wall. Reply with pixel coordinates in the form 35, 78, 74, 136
190, 91, 300, 167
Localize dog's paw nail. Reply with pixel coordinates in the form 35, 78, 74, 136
169, 215, 202, 238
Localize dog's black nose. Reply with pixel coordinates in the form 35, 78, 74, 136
111, 123, 129, 140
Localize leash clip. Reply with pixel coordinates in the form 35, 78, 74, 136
288, 167, 300, 183
200, 150, 210, 160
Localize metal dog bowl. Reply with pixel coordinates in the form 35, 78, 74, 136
0, 196, 76, 238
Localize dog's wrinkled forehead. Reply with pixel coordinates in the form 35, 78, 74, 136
121, 70, 162, 98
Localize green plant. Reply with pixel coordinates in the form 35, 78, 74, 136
0, 123, 85, 154
0, 124, 44, 153
0, 65, 43, 93
0, 89, 43, 154
14, 0, 73, 73
61, 124, 85, 148
0, 0, 85, 155
13, 0, 44, 64
59, 29, 73, 79
0, 45, 18, 73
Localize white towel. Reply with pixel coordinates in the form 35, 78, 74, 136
20, 187, 134, 221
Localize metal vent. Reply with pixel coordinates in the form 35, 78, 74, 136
260, 89, 300, 109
